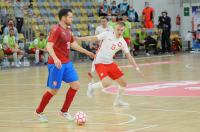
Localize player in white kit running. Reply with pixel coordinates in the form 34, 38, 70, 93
77, 22, 141, 106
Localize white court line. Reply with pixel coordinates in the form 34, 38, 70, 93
126, 125, 158, 132
135, 54, 174, 60
0, 110, 136, 126
142, 108, 200, 113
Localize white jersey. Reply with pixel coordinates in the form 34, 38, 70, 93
95, 31, 129, 64
95, 25, 113, 35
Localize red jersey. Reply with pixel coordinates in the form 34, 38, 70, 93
142, 7, 154, 21
48, 24, 74, 64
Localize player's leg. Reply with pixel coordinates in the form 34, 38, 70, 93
107, 63, 129, 106
114, 76, 129, 106
35, 64, 64, 123
87, 64, 113, 98
60, 62, 79, 121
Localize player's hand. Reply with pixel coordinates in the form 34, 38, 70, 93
86, 52, 95, 59
54, 57, 62, 69
136, 67, 145, 78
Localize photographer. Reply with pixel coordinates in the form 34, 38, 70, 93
158, 11, 171, 53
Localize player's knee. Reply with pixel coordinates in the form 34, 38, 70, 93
71, 87, 79, 91
102, 81, 112, 88
119, 80, 127, 87
48, 89, 58, 95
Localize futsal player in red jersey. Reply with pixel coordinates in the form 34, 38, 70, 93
35, 8, 95, 123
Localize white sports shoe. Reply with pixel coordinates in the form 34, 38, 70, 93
87, 83, 94, 98
113, 97, 129, 107
35, 112, 48, 123
60, 112, 74, 121
146, 52, 150, 56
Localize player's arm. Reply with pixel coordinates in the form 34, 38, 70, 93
76, 36, 99, 42
46, 42, 61, 69
71, 41, 95, 58
125, 53, 140, 72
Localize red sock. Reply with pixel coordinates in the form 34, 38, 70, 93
61, 88, 77, 113
36, 91, 53, 114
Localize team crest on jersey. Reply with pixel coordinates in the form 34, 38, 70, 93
53, 81, 58, 86
100, 73, 104, 76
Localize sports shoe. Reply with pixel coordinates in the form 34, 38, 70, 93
87, 83, 94, 98
60, 112, 74, 121
113, 97, 129, 107
146, 52, 150, 56
35, 112, 48, 123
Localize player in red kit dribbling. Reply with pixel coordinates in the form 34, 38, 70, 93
35, 8, 94, 123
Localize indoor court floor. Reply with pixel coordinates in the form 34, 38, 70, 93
0, 53, 200, 132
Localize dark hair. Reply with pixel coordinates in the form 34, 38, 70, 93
40, 33, 44, 36
100, 16, 108, 21
117, 21, 126, 27
8, 19, 14, 23
9, 28, 14, 32
58, 8, 72, 20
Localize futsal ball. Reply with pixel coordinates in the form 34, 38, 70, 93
74, 111, 87, 126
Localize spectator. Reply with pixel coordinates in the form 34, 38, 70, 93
108, 15, 117, 30
29, 33, 48, 65
14, 0, 28, 33
0, 6, 8, 26
110, 0, 118, 16
95, 16, 113, 35
99, 0, 110, 16
3, 28, 24, 67
127, 6, 139, 22
144, 33, 158, 56
118, 0, 130, 16
195, 24, 200, 43
4, 19, 19, 43
132, 33, 143, 56
158, 11, 171, 53
122, 15, 131, 48
142, 1, 154, 28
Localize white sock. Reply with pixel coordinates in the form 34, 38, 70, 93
13, 52, 18, 63
35, 49, 39, 63
116, 86, 125, 99
91, 81, 103, 90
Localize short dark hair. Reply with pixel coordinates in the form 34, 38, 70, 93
117, 22, 126, 27
100, 16, 108, 21
9, 28, 14, 32
40, 33, 44, 36
58, 8, 72, 20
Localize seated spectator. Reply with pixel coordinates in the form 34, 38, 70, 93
108, 15, 117, 30
144, 33, 158, 56
4, 19, 19, 43
29, 33, 48, 65
123, 15, 131, 47
109, 0, 118, 16
99, 0, 110, 16
3, 28, 24, 67
127, 6, 139, 22
118, 0, 130, 16
132, 33, 144, 56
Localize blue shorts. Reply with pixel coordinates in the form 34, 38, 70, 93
47, 61, 79, 89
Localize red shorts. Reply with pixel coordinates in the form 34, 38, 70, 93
95, 63, 123, 80
124, 38, 131, 47
3, 48, 14, 55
